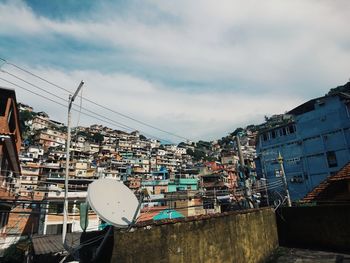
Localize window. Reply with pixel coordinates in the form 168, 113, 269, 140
262, 133, 268, 141
326, 151, 337, 168
46, 224, 72, 235
271, 130, 277, 139
0, 213, 9, 232
48, 203, 64, 214
288, 125, 295, 134
279, 129, 283, 136
203, 201, 214, 209
0, 96, 8, 116
282, 128, 287, 136
290, 175, 304, 183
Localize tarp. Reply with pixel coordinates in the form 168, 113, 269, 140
153, 209, 184, 220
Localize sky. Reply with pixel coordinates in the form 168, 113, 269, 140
0, 0, 349, 143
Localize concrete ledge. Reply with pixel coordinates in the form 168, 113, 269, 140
112, 207, 278, 263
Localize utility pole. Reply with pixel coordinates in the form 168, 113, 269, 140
261, 156, 270, 206
235, 136, 244, 167
236, 136, 252, 208
277, 152, 292, 207
149, 147, 152, 175
62, 81, 84, 244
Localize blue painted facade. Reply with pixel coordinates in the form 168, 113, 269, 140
256, 93, 350, 200
168, 178, 198, 192
152, 168, 169, 180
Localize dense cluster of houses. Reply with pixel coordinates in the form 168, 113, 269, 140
0, 88, 260, 252
2, 82, 350, 258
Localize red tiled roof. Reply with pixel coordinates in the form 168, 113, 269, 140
302, 161, 350, 202
137, 206, 169, 222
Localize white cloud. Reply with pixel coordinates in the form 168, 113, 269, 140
1, 66, 302, 141
0, 0, 349, 140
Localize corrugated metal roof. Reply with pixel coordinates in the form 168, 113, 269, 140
32, 233, 81, 255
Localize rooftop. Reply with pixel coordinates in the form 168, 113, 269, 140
32, 232, 81, 255
302, 161, 350, 203
288, 91, 350, 116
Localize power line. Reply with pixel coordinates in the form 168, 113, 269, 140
1, 58, 223, 151
0, 57, 189, 141
0, 64, 229, 152
1, 70, 144, 134
0, 209, 91, 216
0, 75, 174, 144
0, 57, 256, 156
0, 73, 140, 134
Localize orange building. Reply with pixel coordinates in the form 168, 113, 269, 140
0, 88, 45, 252
0, 87, 24, 249
0, 87, 22, 198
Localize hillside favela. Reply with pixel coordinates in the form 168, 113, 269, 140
0, 1, 350, 263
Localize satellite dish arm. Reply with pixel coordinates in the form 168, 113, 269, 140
128, 192, 145, 230
91, 225, 114, 262
92, 189, 143, 262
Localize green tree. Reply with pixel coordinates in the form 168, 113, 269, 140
186, 148, 194, 156
19, 110, 35, 138
77, 131, 88, 137
178, 142, 187, 148
197, 140, 210, 149
92, 133, 104, 144
230, 127, 244, 137
193, 149, 206, 161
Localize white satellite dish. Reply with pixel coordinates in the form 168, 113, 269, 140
87, 179, 140, 228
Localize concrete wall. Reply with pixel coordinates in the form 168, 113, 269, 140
276, 205, 350, 253
111, 207, 278, 263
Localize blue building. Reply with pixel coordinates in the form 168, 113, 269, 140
168, 178, 198, 192
256, 92, 350, 201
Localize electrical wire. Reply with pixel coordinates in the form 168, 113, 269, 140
1, 196, 349, 217
0, 76, 127, 132
0, 178, 281, 207
0, 72, 179, 145
0, 75, 270, 219
0, 209, 94, 216
0, 72, 217, 158
0, 57, 217, 150
3, 165, 284, 193
0, 59, 186, 139
0, 74, 175, 144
